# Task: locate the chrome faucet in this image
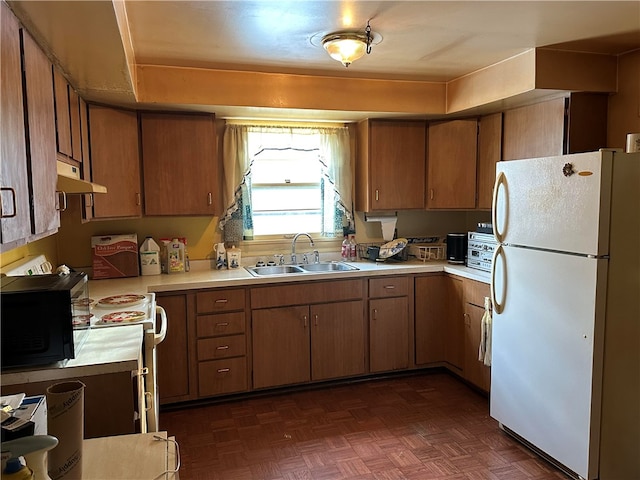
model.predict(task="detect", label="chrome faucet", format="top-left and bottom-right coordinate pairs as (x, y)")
top-left (291, 233), bottom-right (314, 264)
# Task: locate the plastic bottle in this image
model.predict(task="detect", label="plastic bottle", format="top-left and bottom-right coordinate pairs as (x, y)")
top-left (140, 236), bottom-right (161, 275)
top-left (349, 235), bottom-right (357, 262)
top-left (341, 236), bottom-right (349, 260)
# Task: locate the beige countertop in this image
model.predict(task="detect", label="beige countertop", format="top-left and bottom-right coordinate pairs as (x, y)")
top-left (87, 260), bottom-right (490, 299)
top-left (1, 325), bottom-right (143, 386)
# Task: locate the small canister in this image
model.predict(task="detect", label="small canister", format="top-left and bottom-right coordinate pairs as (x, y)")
top-left (446, 233), bottom-right (467, 264)
top-left (226, 246), bottom-right (241, 269)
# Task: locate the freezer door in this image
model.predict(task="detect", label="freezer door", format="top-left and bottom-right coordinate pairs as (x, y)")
top-left (490, 245), bottom-right (607, 480)
top-left (493, 151), bottom-right (612, 256)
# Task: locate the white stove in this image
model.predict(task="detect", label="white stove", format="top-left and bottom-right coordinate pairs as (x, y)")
top-left (90, 292), bottom-right (166, 433)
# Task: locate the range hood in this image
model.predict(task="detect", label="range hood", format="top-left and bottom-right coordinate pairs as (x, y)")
top-left (57, 161), bottom-right (107, 194)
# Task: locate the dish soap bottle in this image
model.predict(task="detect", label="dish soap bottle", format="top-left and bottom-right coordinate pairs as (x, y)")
top-left (349, 234), bottom-right (357, 262)
top-left (341, 236), bottom-right (349, 261)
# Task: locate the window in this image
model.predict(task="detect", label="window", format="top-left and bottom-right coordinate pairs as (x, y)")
top-left (250, 147), bottom-right (324, 235)
top-left (220, 124), bottom-right (352, 242)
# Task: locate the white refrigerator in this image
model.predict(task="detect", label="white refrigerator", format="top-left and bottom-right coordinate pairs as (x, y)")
top-left (490, 150), bottom-right (639, 480)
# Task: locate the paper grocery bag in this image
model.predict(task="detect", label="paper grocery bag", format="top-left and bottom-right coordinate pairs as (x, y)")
top-left (46, 381), bottom-right (85, 480)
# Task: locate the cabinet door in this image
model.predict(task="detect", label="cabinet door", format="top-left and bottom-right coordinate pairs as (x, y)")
top-left (477, 113), bottom-right (502, 210)
top-left (369, 297), bottom-right (409, 373)
top-left (360, 120), bottom-right (426, 211)
top-left (52, 68), bottom-right (72, 158)
top-left (502, 97), bottom-right (566, 161)
top-left (415, 275), bottom-right (446, 365)
top-left (79, 98), bottom-right (93, 221)
top-left (156, 295), bottom-right (192, 404)
top-left (444, 275), bottom-right (464, 371)
top-left (22, 29), bottom-right (59, 237)
top-left (141, 113), bottom-right (217, 215)
top-left (464, 303), bottom-right (491, 392)
top-left (68, 87), bottom-right (82, 162)
top-left (88, 105), bottom-right (142, 218)
top-left (252, 305), bottom-right (310, 389)
top-left (427, 119), bottom-right (478, 209)
top-left (311, 300), bottom-right (365, 381)
top-left (1, 4), bottom-right (30, 245)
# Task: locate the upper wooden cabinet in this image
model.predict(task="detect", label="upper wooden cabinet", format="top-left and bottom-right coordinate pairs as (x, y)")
top-left (356, 119), bottom-right (426, 211)
top-left (88, 104), bottom-right (142, 218)
top-left (502, 93), bottom-right (608, 161)
top-left (141, 112), bottom-right (217, 216)
top-left (53, 67), bottom-right (83, 164)
top-left (1, 4), bottom-right (58, 248)
top-left (21, 28), bottom-right (59, 237)
top-left (1, 3), bottom-right (30, 245)
top-left (476, 113), bottom-right (502, 210)
top-left (426, 119), bottom-right (478, 209)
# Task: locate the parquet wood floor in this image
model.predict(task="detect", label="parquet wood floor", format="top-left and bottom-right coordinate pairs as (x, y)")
top-left (159, 372), bottom-right (568, 479)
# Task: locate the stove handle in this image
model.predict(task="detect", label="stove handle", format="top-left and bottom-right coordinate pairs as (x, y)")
top-left (154, 306), bottom-right (168, 345)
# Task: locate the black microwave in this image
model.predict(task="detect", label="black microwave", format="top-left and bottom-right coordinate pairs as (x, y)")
top-left (1, 272), bottom-right (90, 370)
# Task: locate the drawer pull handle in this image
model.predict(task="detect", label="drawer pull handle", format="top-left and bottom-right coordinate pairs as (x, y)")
top-left (215, 299), bottom-right (229, 303)
top-left (216, 345), bottom-right (230, 350)
top-left (216, 322), bottom-right (229, 327)
top-left (0, 187), bottom-right (17, 218)
top-left (384, 285), bottom-right (396, 289)
top-left (217, 368), bottom-right (230, 373)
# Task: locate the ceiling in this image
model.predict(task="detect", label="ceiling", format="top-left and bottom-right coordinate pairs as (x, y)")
top-left (8, 1), bottom-right (640, 120)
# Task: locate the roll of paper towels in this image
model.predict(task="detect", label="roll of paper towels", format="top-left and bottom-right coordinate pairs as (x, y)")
top-left (365, 215), bottom-right (397, 241)
top-left (626, 133), bottom-right (640, 153)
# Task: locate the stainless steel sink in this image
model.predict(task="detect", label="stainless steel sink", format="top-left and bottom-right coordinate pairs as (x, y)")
top-left (245, 261), bottom-right (358, 277)
top-left (245, 265), bottom-right (305, 276)
top-left (300, 262), bottom-right (359, 272)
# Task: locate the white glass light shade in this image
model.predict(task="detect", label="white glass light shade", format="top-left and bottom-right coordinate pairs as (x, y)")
top-left (322, 34), bottom-right (368, 67)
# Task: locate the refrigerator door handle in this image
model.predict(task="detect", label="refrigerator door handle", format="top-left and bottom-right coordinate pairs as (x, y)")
top-left (492, 171), bottom-right (507, 244)
top-left (491, 244), bottom-right (505, 314)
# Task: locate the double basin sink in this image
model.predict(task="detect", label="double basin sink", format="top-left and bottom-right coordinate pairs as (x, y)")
top-left (245, 261), bottom-right (358, 277)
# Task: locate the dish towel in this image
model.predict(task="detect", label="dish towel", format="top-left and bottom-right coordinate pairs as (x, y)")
top-left (478, 296), bottom-right (492, 366)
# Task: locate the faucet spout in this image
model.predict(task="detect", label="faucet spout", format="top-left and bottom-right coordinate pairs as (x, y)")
top-left (291, 233), bottom-right (314, 264)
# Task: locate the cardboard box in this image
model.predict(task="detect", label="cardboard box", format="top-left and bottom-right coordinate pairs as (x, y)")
top-left (91, 234), bottom-right (139, 279)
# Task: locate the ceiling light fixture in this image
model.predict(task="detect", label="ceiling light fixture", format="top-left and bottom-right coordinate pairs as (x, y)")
top-left (321, 21), bottom-right (378, 67)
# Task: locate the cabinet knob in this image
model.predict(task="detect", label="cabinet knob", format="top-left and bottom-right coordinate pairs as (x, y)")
top-left (383, 285), bottom-right (395, 289)
top-left (375, 189), bottom-right (379, 201)
top-left (217, 368), bottom-right (230, 374)
top-left (216, 345), bottom-right (230, 350)
top-left (372, 308), bottom-right (377, 320)
top-left (314, 314), bottom-right (319, 326)
top-left (215, 299), bottom-right (229, 304)
top-left (303, 315), bottom-right (308, 328)
top-left (216, 322), bottom-right (229, 328)
top-left (207, 192), bottom-right (213, 205)
top-left (430, 189), bottom-right (434, 200)
top-left (136, 193), bottom-right (141, 206)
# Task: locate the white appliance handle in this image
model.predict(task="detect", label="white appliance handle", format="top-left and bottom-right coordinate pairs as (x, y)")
top-left (490, 244), bottom-right (505, 314)
top-left (154, 306), bottom-right (167, 345)
top-left (492, 171), bottom-right (506, 244)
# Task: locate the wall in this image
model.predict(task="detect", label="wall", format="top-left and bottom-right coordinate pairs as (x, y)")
top-left (607, 49), bottom-right (640, 148)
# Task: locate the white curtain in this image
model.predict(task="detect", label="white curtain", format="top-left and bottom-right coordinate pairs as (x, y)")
top-left (220, 124), bottom-right (353, 238)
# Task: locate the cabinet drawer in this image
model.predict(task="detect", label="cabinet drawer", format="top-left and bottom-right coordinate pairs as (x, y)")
top-left (369, 277), bottom-right (409, 298)
top-left (198, 357), bottom-right (247, 397)
top-left (197, 335), bottom-right (246, 361)
top-left (465, 278), bottom-right (490, 307)
top-left (196, 289), bottom-right (245, 313)
top-left (197, 312), bottom-right (245, 337)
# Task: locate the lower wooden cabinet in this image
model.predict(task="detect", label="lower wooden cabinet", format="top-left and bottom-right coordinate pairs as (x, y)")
top-left (415, 274), bottom-right (446, 365)
top-left (311, 300), bottom-right (365, 381)
top-left (463, 279), bottom-right (492, 392)
top-left (195, 288), bottom-right (248, 397)
top-left (444, 275), bottom-right (464, 371)
top-left (252, 300), bottom-right (366, 389)
top-left (369, 277), bottom-right (410, 373)
top-left (252, 305), bottom-right (311, 389)
top-left (156, 294), bottom-right (192, 404)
